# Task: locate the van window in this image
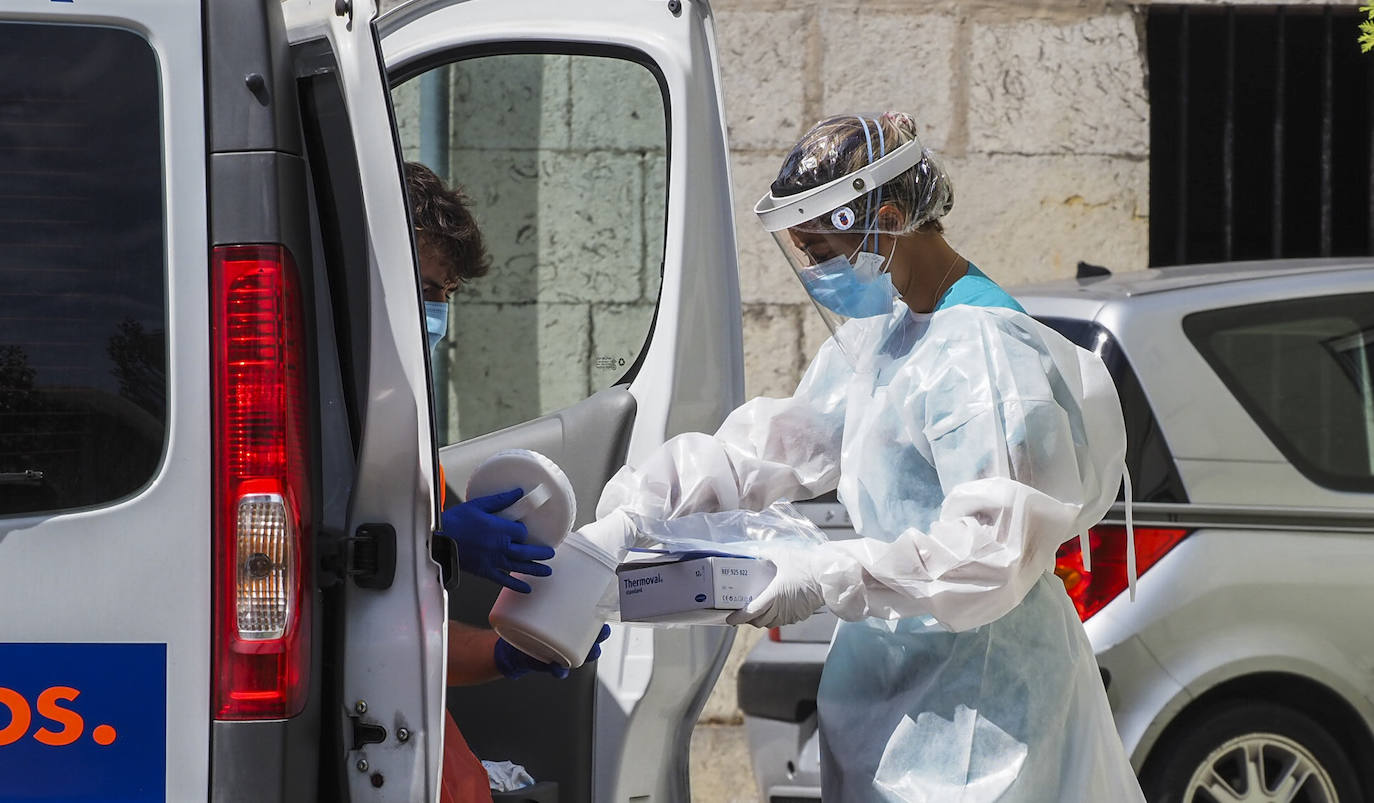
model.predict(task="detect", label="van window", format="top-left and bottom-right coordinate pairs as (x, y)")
top-left (0, 23), bottom-right (165, 516)
top-left (1185, 294), bottom-right (1374, 492)
top-left (393, 52), bottom-right (667, 445)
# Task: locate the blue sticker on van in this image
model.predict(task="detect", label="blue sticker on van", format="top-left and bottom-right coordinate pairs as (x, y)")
top-left (0, 643), bottom-right (166, 801)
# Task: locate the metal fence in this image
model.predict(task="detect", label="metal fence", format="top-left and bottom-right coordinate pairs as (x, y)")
top-left (1149, 5), bottom-right (1374, 266)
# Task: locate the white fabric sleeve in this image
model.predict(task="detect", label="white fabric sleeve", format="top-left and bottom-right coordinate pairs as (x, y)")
top-left (804, 316), bottom-right (1126, 631)
top-left (594, 339), bottom-right (850, 524)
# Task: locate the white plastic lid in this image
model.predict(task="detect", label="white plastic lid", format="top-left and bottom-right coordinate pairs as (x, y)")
top-left (466, 449), bottom-right (577, 548)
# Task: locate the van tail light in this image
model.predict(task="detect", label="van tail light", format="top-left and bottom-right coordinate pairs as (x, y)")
top-left (1054, 525), bottom-right (1190, 622)
top-left (212, 245), bottom-right (312, 720)
top-left (768, 627), bottom-right (781, 642)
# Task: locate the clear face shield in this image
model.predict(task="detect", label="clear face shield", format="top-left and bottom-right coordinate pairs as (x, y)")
top-left (755, 137), bottom-right (928, 364)
top-left (768, 227), bottom-right (900, 359)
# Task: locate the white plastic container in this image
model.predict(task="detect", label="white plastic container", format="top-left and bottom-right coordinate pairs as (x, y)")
top-left (488, 532), bottom-right (618, 668)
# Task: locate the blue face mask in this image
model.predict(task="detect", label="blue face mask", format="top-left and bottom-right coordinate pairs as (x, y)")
top-left (799, 250), bottom-right (898, 319)
top-left (424, 301), bottom-right (449, 354)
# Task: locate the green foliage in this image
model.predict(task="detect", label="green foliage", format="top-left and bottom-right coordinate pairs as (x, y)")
top-left (1362, 5), bottom-right (1374, 53)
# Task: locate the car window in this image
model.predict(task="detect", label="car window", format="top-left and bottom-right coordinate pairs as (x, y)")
top-left (1185, 294), bottom-right (1374, 492)
top-left (1039, 317), bottom-right (1188, 503)
top-left (0, 23), bottom-right (165, 516)
top-left (392, 51), bottom-right (667, 445)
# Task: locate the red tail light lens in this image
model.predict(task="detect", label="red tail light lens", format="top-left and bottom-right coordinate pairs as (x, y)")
top-left (768, 627), bottom-right (781, 643)
top-left (212, 245), bottom-right (311, 720)
top-left (1055, 525), bottom-right (1190, 621)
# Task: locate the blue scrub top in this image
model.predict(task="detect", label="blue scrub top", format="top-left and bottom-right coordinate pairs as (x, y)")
top-left (935, 263), bottom-right (1025, 313)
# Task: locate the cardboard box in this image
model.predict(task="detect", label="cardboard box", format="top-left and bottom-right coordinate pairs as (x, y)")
top-left (617, 552), bottom-right (776, 625)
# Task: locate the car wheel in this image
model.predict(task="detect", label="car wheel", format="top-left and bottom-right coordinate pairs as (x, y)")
top-left (1141, 700), bottom-right (1361, 803)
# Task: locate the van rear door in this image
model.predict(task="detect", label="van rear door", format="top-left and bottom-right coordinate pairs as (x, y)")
top-left (0, 2), bottom-right (209, 800)
top-left (282, 0), bottom-right (449, 800)
top-left (379, 1), bottom-right (744, 799)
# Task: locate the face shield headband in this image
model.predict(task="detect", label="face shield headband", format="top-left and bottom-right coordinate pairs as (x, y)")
top-left (753, 136), bottom-right (926, 236)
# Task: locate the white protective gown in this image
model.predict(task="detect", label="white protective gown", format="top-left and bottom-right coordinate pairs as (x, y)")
top-left (592, 290), bottom-right (1144, 801)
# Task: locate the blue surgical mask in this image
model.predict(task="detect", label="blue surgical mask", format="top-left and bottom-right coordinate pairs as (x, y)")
top-left (424, 301), bottom-right (449, 353)
top-left (799, 250), bottom-right (898, 319)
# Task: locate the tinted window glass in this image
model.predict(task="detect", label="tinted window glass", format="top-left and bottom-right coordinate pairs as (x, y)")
top-left (0, 24), bottom-right (165, 516)
top-left (1184, 294), bottom-right (1374, 492)
top-left (1039, 317), bottom-right (1188, 503)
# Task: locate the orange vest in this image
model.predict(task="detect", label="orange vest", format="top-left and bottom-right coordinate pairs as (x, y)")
top-left (441, 709), bottom-right (494, 803)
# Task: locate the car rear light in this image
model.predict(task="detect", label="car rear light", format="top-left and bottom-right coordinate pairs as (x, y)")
top-left (1055, 525), bottom-right (1190, 621)
top-left (768, 627), bottom-right (781, 643)
top-left (235, 492), bottom-right (295, 640)
top-left (212, 245), bottom-right (311, 720)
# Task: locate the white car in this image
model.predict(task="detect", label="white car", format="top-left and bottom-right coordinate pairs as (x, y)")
top-left (0, 0), bottom-right (746, 800)
top-left (741, 260), bottom-right (1374, 803)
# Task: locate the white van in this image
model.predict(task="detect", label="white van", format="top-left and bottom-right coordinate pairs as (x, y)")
top-left (0, 0), bottom-right (743, 800)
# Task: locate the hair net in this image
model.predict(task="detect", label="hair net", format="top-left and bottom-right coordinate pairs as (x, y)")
top-left (766, 112), bottom-right (954, 235)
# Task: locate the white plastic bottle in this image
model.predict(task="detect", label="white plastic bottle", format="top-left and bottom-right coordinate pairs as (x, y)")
top-left (467, 449), bottom-right (615, 668)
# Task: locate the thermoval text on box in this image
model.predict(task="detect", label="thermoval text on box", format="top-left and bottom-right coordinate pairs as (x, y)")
top-left (617, 552), bottom-right (777, 625)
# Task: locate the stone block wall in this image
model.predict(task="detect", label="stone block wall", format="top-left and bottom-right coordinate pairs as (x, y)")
top-left (715, 0), bottom-right (1153, 399)
top-left (716, 0), bottom-right (1357, 405)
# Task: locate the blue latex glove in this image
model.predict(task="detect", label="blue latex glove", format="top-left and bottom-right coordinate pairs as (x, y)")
top-left (494, 624), bottom-right (612, 680)
top-left (440, 488), bottom-right (555, 593)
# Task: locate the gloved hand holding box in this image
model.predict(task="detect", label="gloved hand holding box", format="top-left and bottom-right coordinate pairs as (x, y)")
top-left (617, 551), bottom-right (777, 624)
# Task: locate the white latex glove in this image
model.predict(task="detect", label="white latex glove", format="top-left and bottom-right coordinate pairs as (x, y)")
top-left (726, 543), bottom-right (825, 628)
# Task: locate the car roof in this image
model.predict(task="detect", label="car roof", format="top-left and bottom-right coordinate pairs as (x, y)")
top-left (1012, 257), bottom-right (1374, 301)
